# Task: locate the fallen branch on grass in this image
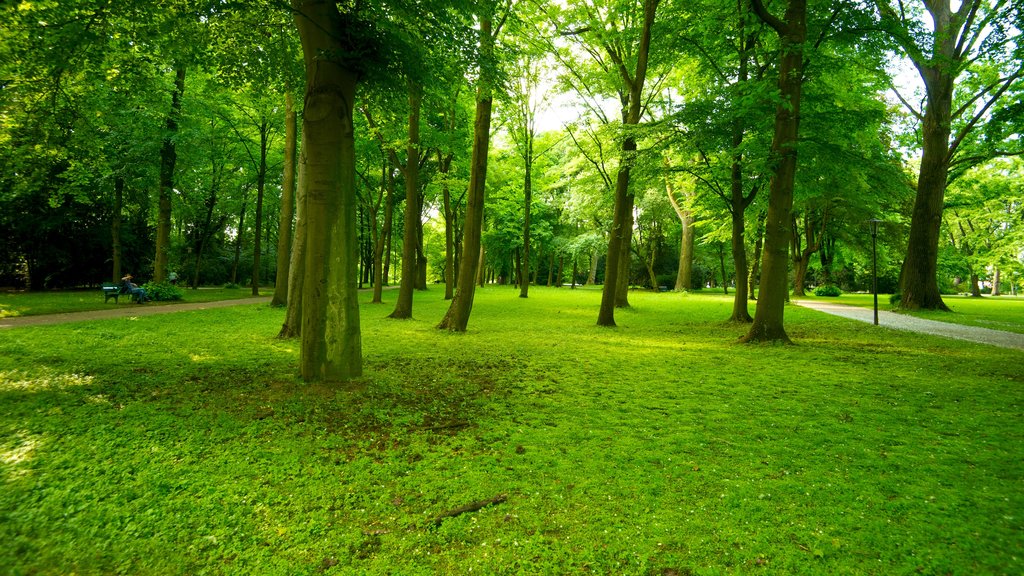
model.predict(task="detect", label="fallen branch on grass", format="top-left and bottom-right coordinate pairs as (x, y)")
top-left (429, 494), bottom-right (508, 527)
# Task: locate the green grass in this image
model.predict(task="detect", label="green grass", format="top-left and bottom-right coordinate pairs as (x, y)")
top-left (798, 292), bottom-right (1024, 335)
top-left (0, 286), bottom-right (263, 318)
top-left (2, 287), bottom-right (1022, 575)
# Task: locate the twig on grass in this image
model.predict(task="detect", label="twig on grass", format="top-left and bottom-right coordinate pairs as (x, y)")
top-left (428, 494), bottom-right (508, 527)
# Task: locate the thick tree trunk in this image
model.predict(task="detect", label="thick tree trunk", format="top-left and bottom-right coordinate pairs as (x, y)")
top-left (293, 0), bottom-right (362, 381)
top-left (155, 67), bottom-right (186, 283)
top-left (111, 176), bottom-right (123, 283)
top-left (898, 3), bottom-right (957, 312)
top-left (272, 91), bottom-right (297, 307)
top-left (742, 0), bottom-right (806, 344)
top-left (991, 268), bottom-right (1001, 296)
top-left (251, 119), bottom-right (268, 296)
top-left (440, 14), bottom-right (494, 332)
top-left (390, 83), bottom-right (422, 319)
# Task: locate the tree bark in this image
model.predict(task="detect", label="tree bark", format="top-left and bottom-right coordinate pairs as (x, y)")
top-left (155, 66), bottom-right (186, 284)
top-left (251, 118), bottom-right (269, 296)
top-left (293, 0), bottom-right (362, 381)
top-left (272, 91), bottom-right (297, 307)
top-left (895, 1), bottom-right (967, 312)
top-left (440, 152), bottom-right (456, 300)
top-left (390, 82), bottom-right (423, 318)
top-left (439, 14), bottom-right (494, 332)
top-left (279, 153), bottom-right (307, 338)
top-left (597, 0), bottom-right (658, 326)
top-left (519, 135), bottom-right (534, 298)
top-left (742, 0), bottom-right (806, 344)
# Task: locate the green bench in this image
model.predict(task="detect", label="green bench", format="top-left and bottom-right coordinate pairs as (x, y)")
top-left (102, 283), bottom-right (124, 303)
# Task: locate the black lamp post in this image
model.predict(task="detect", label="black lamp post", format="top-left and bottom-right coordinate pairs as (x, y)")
top-left (868, 219), bottom-right (882, 325)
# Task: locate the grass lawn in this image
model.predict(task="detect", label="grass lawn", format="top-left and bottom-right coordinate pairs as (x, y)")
top-left (0, 286), bottom-right (266, 318)
top-left (798, 292), bottom-right (1024, 335)
top-left (1, 287), bottom-right (1021, 575)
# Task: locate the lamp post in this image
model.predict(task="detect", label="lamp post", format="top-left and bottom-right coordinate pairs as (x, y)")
top-left (868, 219), bottom-right (882, 325)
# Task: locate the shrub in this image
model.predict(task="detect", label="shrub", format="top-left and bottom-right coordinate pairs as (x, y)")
top-left (223, 282), bottom-right (241, 290)
top-left (141, 281), bottom-right (184, 302)
top-left (814, 285), bottom-right (842, 297)
top-left (889, 292), bottom-right (902, 305)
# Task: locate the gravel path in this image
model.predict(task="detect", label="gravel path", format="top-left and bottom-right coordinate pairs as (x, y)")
top-left (793, 299), bottom-right (1024, 351)
top-left (0, 296), bottom-right (272, 329)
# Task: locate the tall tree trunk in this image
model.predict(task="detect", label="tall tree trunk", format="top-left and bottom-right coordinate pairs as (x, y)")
top-left (155, 66), bottom-right (186, 283)
top-left (390, 82), bottom-right (422, 319)
top-left (665, 166), bottom-right (694, 292)
top-left (615, 204), bottom-right (634, 306)
top-left (439, 14), bottom-right (494, 332)
top-left (897, 1), bottom-right (959, 311)
top-left (440, 152), bottom-right (456, 300)
top-left (293, 0), bottom-right (362, 381)
top-left (587, 247), bottom-right (600, 286)
top-left (598, 0), bottom-right (658, 326)
top-left (991, 268), bottom-right (1001, 296)
top-left (111, 176), bottom-right (123, 282)
top-left (749, 211), bottom-right (765, 300)
top-left (718, 242), bottom-right (729, 295)
top-left (742, 0), bottom-right (806, 344)
top-left (279, 154), bottom-right (308, 338)
top-left (726, 4), bottom-right (758, 321)
top-left (372, 163), bottom-right (394, 304)
top-left (251, 118), bottom-right (268, 296)
top-left (192, 155), bottom-right (223, 290)
top-left (520, 140), bottom-right (533, 298)
top-left (272, 92), bottom-right (297, 307)
top-left (231, 190), bottom-right (248, 284)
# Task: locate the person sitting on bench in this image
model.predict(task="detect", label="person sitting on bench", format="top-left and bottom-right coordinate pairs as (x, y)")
top-left (120, 274), bottom-right (148, 303)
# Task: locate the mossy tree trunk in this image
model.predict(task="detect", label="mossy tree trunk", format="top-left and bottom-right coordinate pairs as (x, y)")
top-left (292, 0), bottom-right (362, 381)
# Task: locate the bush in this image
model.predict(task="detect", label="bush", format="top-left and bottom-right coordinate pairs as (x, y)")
top-left (141, 281), bottom-right (184, 302)
top-left (813, 285), bottom-right (842, 297)
top-left (889, 292), bottom-right (902, 306)
top-left (223, 282), bottom-right (241, 290)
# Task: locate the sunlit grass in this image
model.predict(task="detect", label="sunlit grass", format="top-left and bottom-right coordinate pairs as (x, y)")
top-left (800, 291), bottom-right (1024, 334)
top-left (0, 287), bottom-right (1021, 574)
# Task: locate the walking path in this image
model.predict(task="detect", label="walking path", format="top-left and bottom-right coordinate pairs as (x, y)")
top-left (0, 296), bottom-right (272, 330)
top-left (793, 299), bottom-right (1024, 351)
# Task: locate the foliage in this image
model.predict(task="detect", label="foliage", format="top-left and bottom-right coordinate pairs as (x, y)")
top-left (1, 289), bottom-right (1022, 574)
top-left (140, 281), bottom-right (184, 302)
top-left (813, 284), bottom-right (842, 297)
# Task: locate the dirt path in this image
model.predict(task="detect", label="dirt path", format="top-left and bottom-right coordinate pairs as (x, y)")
top-left (793, 299), bottom-right (1024, 351)
top-left (0, 297), bottom-right (272, 329)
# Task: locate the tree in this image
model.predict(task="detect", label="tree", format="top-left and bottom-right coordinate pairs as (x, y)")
top-left (741, 0), bottom-right (807, 344)
top-left (291, 0), bottom-right (363, 381)
top-left (272, 91), bottom-right (298, 307)
top-left (873, 0), bottom-right (1024, 310)
top-left (439, 5), bottom-right (501, 332)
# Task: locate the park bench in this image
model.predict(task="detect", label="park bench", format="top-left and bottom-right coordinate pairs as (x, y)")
top-left (102, 282), bottom-right (124, 303)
